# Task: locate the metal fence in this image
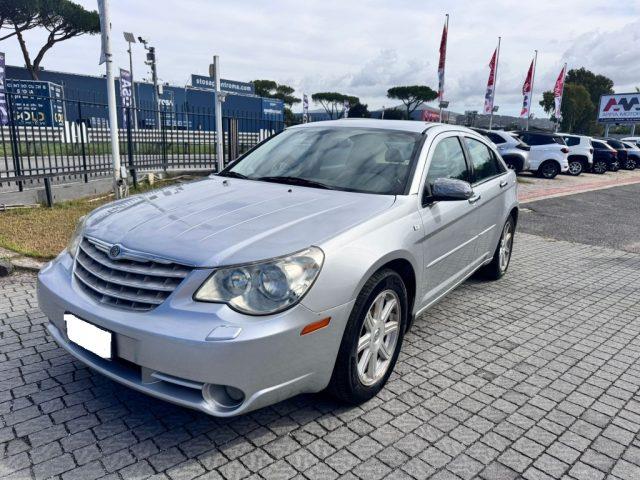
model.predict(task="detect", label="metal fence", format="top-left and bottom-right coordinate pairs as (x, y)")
top-left (0, 90), bottom-right (284, 195)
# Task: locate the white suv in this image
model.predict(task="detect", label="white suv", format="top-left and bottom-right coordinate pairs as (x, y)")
top-left (559, 133), bottom-right (594, 176)
top-left (473, 128), bottom-right (530, 173)
top-left (513, 131), bottom-right (570, 179)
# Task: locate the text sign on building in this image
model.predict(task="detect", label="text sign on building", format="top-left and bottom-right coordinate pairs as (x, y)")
top-left (598, 93), bottom-right (640, 124)
top-left (190, 74), bottom-right (255, 95)
top-left (7, 79), bottom-right (65, 127)
top-left (262, 98), bottom-right (284, 119)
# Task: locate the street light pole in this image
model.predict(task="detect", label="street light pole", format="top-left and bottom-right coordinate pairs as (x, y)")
top-left (123, 32), bottom-right (138, 128)
top-left (213, 55), bottom-right (225, 173)
top-left (97, 0), bottom-right (122, 199)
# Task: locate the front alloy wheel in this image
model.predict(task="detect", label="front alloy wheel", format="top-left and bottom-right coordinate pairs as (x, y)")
top-left (328, 269), bottom-right (407, 404)
top-left (356, 290), bottom-right (400, 386)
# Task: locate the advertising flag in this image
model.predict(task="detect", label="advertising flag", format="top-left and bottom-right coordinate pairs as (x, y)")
top-left (484, 48), bottom-right (497, 115)
top-left (302, 93), bottom-right (309, 123)
top-left (437, 18), bottom-right (448, 101)
top-left (119, 68), bottom-right (132, 126)
top-left (520, 59), bottom-right (534, 119)
top-left (343, 99), bottom-right (350, 118)
top-left (554, 64), bottom-right (566, 117)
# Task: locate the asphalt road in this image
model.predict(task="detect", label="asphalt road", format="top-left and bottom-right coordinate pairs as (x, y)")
top-left (519, 183), bottom-right (640, 253)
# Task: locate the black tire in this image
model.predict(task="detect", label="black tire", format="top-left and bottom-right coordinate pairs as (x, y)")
top-left (609, 161), bottom-right (620, 172)
top-left (478, 216), bottom-right (515, 281)
top-left (623, 158), bottom-right (636, 170)
top-left (328, 269), bottom-right (407, 404)
top-left (592, 160), bottom-right (607, 174)
top-left (567, 159), bottom-right (583, 176)
top-left (537, 160), bottom-right (560, 179)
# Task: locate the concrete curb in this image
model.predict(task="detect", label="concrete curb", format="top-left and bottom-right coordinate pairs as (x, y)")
top-left (0, 246), bottom-right (45, 274)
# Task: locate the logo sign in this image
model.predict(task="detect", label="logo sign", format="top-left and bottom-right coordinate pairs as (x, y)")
top-left (190, 74), bottom-right (255, 95)
top-left (109, 245), bottom-right (121, 259)
top-left (598, 93), bottom-right (640, 124)
top-left (119, 68), bottom-right (132, 126)
top-left (302, 94), bottom-right (309, 123)
top-left (0, 52), bottom-right (7, 126)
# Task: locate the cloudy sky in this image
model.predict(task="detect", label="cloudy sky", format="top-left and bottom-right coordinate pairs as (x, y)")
top-left (2, 0), bottom-right (640, 118)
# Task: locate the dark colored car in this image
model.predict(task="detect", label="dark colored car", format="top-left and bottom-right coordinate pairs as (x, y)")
top-left (622, 141), bottom-right (640, 166)
top-left (601, 138), bottom-right (636, 170)
top-left (591, 139), bottom-right (619, 173)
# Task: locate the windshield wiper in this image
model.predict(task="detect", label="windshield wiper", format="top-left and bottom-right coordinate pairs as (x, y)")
top-left (256, 176), bottom-right (334, 190)
top-left (218, 171), bottom-right (248, 179)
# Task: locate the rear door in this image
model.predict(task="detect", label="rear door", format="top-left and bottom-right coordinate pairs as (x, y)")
top-left (462, 136), bottom-right (510, 259)
top-left (417, 133), bottom-right (482, 306)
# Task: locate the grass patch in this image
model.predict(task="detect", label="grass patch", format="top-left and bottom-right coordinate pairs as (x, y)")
top-left (0, 174), bottom-right (200, 260)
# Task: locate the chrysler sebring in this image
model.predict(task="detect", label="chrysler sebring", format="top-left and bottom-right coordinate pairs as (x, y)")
top-left (38, 119), bottom-right (518, 416)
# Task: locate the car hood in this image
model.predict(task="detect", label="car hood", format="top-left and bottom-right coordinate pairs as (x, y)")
top-left (83, 176), bottom-right (396, 267)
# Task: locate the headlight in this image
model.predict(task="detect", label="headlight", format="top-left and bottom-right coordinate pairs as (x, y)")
top-left (194, 247), bottom-right (324, 315)
top-left (66, 215), bottom-right (87, 258)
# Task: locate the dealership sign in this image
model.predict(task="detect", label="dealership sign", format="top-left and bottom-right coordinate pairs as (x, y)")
top-left (7, 79), bottom-right (65, 127)
top-left (598, 93), bottom-right (640, 123)
top-left (262, 98), bottom-right (284, 119)
top-left (119, 68), bottom-right (132, 126)
top-left (190, 74), bottom-right (255, 95)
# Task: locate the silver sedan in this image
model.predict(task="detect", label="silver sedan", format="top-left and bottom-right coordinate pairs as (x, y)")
top-left (38, 119), bottom-right (518, 417)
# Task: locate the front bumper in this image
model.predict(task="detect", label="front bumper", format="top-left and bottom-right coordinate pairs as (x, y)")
top-left (37, 253), bottom-right (353, 416)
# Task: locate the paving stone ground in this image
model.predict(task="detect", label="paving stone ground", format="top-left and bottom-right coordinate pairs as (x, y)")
top-left (2, 233), bottom-right (640, 480)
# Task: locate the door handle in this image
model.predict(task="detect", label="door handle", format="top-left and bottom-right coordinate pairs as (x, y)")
top-left (468, 195), bottom-right (481, 204)
top-left (499, 179), bottom-right (508, 188)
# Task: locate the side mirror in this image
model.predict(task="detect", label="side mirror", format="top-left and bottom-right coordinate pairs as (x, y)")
top-left (429, 178), bottom-right (474, 201)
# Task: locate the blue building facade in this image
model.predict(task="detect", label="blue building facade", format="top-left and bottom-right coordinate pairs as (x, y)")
top-left (5, 66), bottom-right (283, 130)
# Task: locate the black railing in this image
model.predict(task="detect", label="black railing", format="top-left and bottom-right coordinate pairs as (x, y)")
top-left (0, 90), bottom-right (284, 195)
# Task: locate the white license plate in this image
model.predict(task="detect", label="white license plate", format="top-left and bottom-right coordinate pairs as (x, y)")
top-left (64, 314), bottom-right (112, 359)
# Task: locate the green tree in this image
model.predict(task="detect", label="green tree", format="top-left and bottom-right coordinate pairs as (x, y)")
top-left (540, 84), bottom-right (594, 134)
top-left (387, 85), bottom-right (438, 119)
top-left (2, 0), bottom-right (100, 80)
top-left (348, 102), bottom-right (370, 118)
top-left (311, 92), bottom-right (359, 119)
top-left (565, 67), bottom-right (614, 106)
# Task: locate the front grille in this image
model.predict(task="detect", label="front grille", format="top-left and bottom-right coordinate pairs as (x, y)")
top-left (74, 237), bottom-right (192, 311)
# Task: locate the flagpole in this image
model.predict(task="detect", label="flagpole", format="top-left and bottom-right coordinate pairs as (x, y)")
top-left (489, 36), bottom-right (501, 131)
top-left (555, 62), bottom-right (567, 132)
top-left (526, 50), bottom-right (538, 131)
top-left (438, 13), bottom-right (449, 123)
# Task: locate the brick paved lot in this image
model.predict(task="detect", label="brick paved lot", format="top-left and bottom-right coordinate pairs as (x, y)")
top-left (2, 233), bottom-right (640, 480)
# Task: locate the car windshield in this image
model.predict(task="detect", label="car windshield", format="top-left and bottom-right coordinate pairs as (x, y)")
top-left (222, 127), bottom-right (423, 195)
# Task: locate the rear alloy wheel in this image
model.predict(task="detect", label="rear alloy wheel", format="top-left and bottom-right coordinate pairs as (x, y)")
top-left (592, 160), bottom-right (607, 174)
top-left (623, 158), bottom-right (637, 170)
top-left (538, 161), bottom-right (560, 179)
top-left (329, 269), bottom-right (407, 404)
top-left (567, 160), bottom-right (583, 176)
top-left (478, 216), bottom-right (515, 280)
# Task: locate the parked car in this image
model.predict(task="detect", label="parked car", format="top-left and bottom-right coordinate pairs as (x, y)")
top-left (38, 119), bottom-right (519, 417)
top-left (601, 138), bottom-right (635, 170)
top-left (591, 139), bottom-right (619, 173)
top-left (558, 133), bottom-right (593, 176)
top-left (622, 141), bottom-right (640, 165)
top-left (472, 128), bottom-right (530, 173)
top-left (512, 131), bottom-right (569, 179)
top-left (621, 137), bottom-right (640, 148)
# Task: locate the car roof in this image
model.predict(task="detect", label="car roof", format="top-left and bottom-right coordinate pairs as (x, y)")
top-left (289, 118), bottom-right (474, 135)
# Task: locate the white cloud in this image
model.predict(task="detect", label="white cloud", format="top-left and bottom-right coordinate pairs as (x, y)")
top-left (1, 0), bottom-right (639, 117)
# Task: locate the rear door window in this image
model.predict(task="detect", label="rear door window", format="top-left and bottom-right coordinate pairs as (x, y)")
top-left (464, 137), bottom-right (505, 184)
top-left (563, 136), bottom-right (579, 147)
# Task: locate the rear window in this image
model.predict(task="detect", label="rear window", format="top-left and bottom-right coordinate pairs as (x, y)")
top-left (563, 136), bottom-right (579, 147)
top-left (607, 139), bottom-right (624, 149)
top-left (592, 140), bottom-right (606, 149)
top-left (485, 132), bottom-right (506, 145)
top-left (520, 133), bottom-right (557, 146)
